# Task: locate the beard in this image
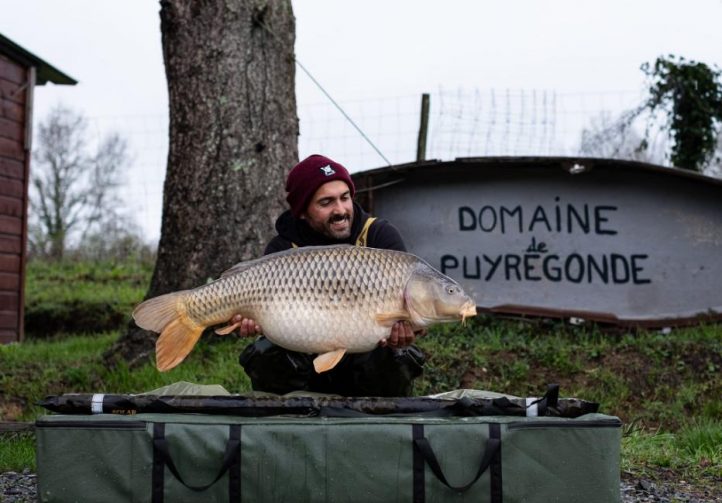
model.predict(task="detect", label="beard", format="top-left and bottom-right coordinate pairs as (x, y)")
top-left (321, 212), bottom-right (353, 240)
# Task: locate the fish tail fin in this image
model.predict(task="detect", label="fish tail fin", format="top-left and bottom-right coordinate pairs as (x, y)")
top-left (133, 291), bottom-right (187, 333)
top-left (132, 291), bottom-right (204, 372)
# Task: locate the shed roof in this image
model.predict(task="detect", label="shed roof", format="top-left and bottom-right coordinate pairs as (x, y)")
top-left (0, 32), bottom-right (77, 85)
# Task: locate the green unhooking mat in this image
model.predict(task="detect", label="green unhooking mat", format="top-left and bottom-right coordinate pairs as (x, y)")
top-left (35, 406), bottom-right (621, 502)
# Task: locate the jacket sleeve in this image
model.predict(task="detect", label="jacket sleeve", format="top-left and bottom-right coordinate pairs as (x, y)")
top-left (367, 219), bottom-right (407, 252)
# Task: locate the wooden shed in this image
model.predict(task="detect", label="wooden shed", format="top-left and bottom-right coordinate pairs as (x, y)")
top-left (0, 33), bottom-right (76, 344)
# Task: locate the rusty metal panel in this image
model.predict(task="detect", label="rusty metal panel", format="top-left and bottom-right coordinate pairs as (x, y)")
top-left (354, 158), bottom-right (722, 326)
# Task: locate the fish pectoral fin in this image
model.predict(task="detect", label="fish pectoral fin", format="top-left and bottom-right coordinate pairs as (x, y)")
top-left (374, 311), bottom-right (411, 327)
top-left (214, 322), bottom-right (241, 335)
top-left (313, 349), bottom-right (347, 373)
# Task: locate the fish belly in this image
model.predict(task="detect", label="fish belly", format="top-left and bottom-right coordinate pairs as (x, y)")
top-left (255, 300), bottom-right (399, 354)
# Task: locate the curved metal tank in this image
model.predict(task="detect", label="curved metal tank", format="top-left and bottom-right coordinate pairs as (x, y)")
top-left (352, 157), bottom-right (722, 326)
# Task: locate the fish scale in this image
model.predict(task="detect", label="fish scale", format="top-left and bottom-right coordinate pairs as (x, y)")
top-left (186, 246), bottom-right (407, 351)
top-left (133, 245), bottom-right (476, 372)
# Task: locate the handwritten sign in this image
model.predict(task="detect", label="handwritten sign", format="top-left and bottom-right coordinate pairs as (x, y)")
top-left (442, 203), bottom-right (650, 285)
top-left (354, 158), bottom-right (722, 326)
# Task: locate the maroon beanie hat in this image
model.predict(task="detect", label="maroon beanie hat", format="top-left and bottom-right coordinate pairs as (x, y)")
top-left (285, 155), bottom-right (355, 218)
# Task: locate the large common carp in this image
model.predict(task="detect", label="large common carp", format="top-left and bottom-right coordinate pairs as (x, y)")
top-left (133, 245), bottom-right (477, 373)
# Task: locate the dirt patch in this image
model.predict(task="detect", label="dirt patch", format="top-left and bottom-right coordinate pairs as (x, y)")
top-left (0, 399), bottom-right (27, 422)
top-left (459, 366), bottom-right (490, 389)
top-left (24, 301), bottom-right (127, 338)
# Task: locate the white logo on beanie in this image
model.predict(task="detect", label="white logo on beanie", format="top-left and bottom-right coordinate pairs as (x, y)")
top-left (320, 165), bottom-right (336, 176)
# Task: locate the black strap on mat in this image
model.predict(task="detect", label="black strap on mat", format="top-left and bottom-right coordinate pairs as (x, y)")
top-left (152, 422), bottom-right (241, 502)
top-left (412, 423), bottom-right (502, 502)
top-left (489, 423), bottom-right (502, 503)
top-left (412, 425), bottom-right (426, 503)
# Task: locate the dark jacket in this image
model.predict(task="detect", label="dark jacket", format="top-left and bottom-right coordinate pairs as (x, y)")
top-left (240, 201), bottom-right (424, 396)
top-left (264, 202), bottom-right (406, 254)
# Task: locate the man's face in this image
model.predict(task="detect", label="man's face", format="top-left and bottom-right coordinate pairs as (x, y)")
top-left (302, 180), bottom-right (354, 240)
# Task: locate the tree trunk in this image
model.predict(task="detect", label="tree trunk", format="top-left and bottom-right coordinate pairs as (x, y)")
top-left (106, 0), bottom-right (298, 367)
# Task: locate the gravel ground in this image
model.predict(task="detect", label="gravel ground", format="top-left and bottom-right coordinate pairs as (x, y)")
top-left (620, 476), bottom-right (721, 502)
top-left (1, 470), bottom-right (36, 503)
top-left (1, 470), bottom-right (720, 502)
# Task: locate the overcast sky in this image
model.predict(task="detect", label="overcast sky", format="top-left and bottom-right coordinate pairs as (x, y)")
top-left (2, 0), bottom-right (721, 240)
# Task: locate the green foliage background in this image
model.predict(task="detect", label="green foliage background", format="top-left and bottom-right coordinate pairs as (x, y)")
top-left (642, 55), bottom-right (722, 171)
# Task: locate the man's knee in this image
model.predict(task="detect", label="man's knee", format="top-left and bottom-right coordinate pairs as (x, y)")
top-left (339, 345), bottom-right (426, 397)
top-left (239, 337), bottom-right (314, 394)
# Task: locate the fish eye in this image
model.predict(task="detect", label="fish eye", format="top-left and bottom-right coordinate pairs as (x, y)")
top-left (447, 286), bottom-right (456, 294)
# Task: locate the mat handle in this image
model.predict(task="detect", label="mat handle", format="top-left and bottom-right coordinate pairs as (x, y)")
top-left (152, 423), bottom-right (240, 493)
top-left (413, 424), bottom-right (500, 493)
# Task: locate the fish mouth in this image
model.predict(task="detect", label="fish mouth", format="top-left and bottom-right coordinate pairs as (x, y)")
top-left (460, 301), bottom-right (477, 324)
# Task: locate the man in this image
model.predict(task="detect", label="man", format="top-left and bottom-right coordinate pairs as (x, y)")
top-left (235, 154), bottom-right (426, 396)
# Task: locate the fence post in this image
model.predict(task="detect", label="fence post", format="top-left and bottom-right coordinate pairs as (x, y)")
top-left (416, 93), bottom-right (430, 161)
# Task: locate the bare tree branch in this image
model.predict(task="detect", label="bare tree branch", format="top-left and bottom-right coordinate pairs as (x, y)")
top-left (29, 105), bottom-right (132, 259)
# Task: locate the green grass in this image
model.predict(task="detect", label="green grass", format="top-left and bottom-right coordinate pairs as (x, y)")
top-left (23, 259), bottom-right (152, 336)
top-left (0, 332), bottom-right (252, 423)
top-left (622, 419), bottom-right (722, 479)
top-left (676, 418), bottom-right (722, 462)
top-left (0, 432), bottom-right (35, 472)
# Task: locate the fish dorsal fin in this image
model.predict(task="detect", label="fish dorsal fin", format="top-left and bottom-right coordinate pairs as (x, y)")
top-left (220, 245), bottom-right (359, 278)
top-left (313, 349), bottom-right (347, 373)
top-left (220, 255), bottom-right (270, 278)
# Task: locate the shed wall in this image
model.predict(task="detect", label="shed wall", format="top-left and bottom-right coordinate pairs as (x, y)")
top-left (0, 52), bottom-right (30, 343)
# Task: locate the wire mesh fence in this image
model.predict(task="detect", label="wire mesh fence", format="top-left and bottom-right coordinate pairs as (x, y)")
top-left (298, 87), bottom-right (650, 168)
top-left (68, 87), bottom-right (719, 241)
